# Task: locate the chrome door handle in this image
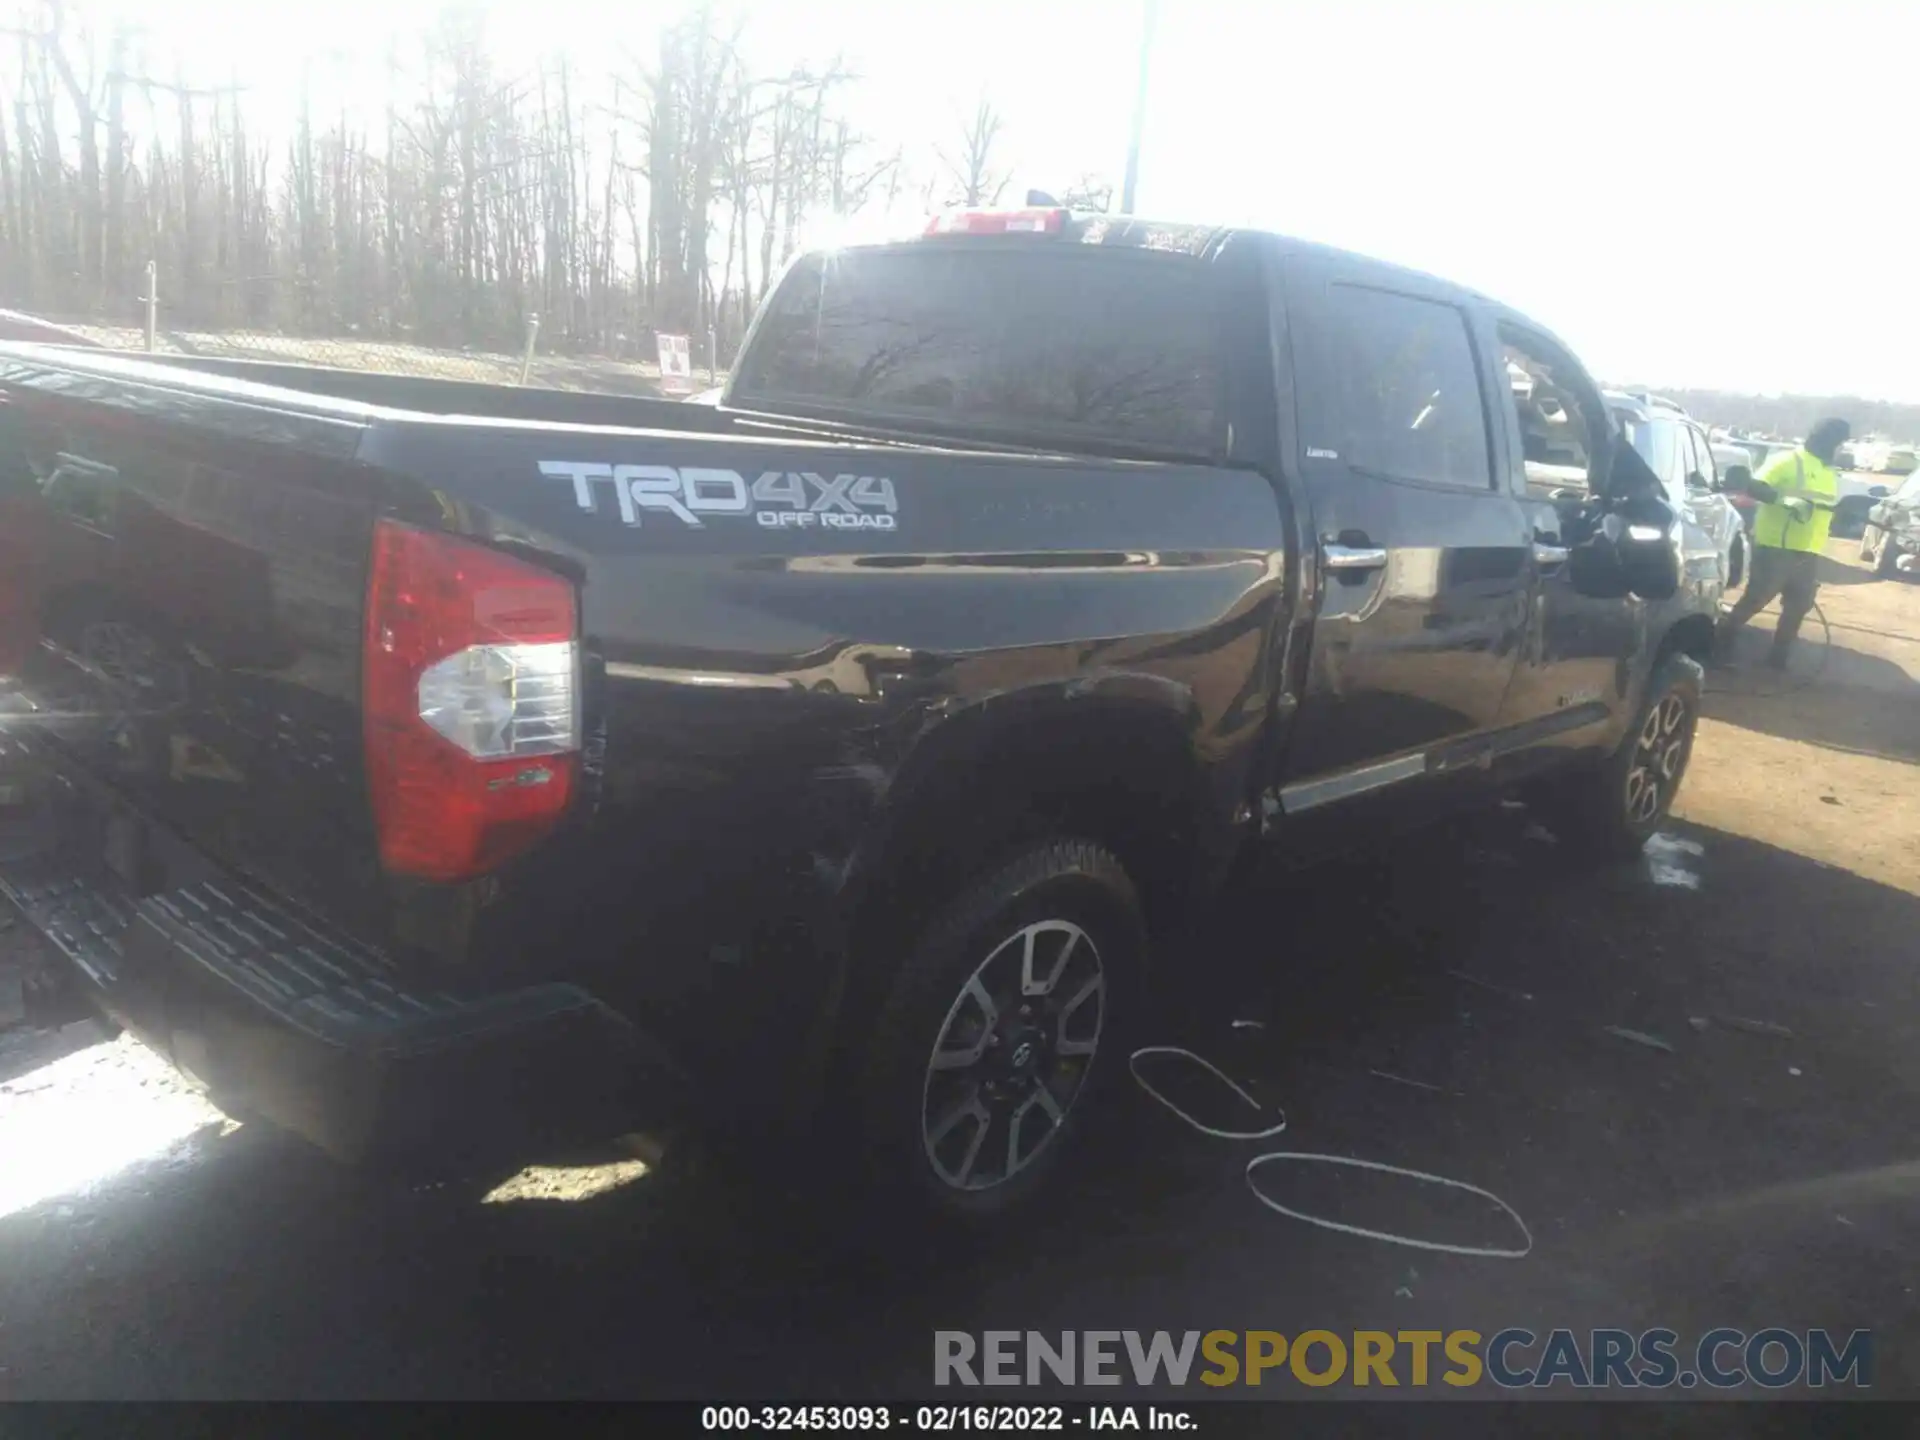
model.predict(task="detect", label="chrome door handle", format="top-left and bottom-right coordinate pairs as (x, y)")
top-left (1532, 541), bottom-right (1570, 568)
top-left (1324, 544), bottom-right (1389, 571)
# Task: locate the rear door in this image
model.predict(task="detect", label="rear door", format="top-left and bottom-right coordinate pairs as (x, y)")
top-left (1274, 253), bottom-right (1531, 813)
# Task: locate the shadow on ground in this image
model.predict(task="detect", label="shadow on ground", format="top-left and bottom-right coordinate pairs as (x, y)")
top-left (1704, 618), bottom-right (1920, 763)
top-left (2, 804), bottom-right (1917, 1400)
top-left (1813, 555), bottom-right (1881, 589)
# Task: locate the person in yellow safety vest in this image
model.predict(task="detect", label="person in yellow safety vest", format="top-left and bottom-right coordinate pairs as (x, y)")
top-left (1715, 417), bottom-right (1851, 670)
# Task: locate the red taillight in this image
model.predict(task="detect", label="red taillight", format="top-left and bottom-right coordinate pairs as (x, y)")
top-left (924, 207), bottom-right (1069, 236)
top-left (363, 520), bottom-right (580, 884)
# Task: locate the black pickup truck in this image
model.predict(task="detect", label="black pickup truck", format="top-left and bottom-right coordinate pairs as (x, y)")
top-left (0, 209), bottom-right (1720, 1220)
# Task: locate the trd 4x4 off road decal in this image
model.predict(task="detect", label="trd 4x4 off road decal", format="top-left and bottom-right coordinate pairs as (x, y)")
top-left (539, 461), bottom-right (899, 532)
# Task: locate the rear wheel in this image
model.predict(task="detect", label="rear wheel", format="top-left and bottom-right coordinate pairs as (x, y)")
top-left (1533, 653), bottom-right (1702, 860)
top-left (856, 838), bottom-right (1145, 1223)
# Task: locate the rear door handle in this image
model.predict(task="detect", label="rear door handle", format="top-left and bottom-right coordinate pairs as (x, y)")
top-left (1324, 544), bottom-right (1389, 571)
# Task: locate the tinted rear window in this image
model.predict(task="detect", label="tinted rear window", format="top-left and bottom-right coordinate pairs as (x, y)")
top-left (732, 246), bottom-right (1226, 459)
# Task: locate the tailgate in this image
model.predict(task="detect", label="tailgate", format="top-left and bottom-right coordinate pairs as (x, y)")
top-left (0, 368), bottom-right (393, 947)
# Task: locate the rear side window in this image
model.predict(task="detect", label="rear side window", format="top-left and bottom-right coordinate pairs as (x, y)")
top-left (733, 247), bottom-right (1226, 459)
top-left (1321, 285), bottom-right (1492, 490)
top-left (1685, 426), bottom-right (1715, 487)
top-left (1620, 414), bottom-right (1687, 495)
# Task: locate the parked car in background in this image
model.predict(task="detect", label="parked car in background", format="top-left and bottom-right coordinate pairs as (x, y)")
top-left (1606, 392), bottom-right (1749, 588)
top-left (1830, 469), bottom-right (1893, 539)
top-left (1881, 445), bottom-right (1917, 477)
top-left (1860, 469), bottom-right (1920, 578)
top-left (1710, 442), bottom-right (1761, 532)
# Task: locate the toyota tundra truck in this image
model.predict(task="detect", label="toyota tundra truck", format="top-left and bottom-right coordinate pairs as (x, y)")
top-left (0, 209), bottom-right (1719, 1220)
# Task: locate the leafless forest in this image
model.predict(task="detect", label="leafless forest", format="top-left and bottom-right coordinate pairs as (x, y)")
top-left (1639, 389), bottom-right (1920, 448)
top-left (0, 0), bottom-right (1067, 376)
top-left (1, 1), bottom-right (1912, 429)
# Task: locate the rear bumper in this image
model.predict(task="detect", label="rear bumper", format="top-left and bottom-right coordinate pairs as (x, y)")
top-left (0, 729), bottom-right (687, 1167)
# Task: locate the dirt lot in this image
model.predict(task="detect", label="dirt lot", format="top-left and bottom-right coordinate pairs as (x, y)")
top-left (1680, 545), bottom-right (1920, 891)
top-left (0, 540), bottom-right (1916, 1404)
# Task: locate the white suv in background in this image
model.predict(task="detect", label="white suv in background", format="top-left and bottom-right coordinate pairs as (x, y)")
top-left (1860, 470), bottom-right (1920, 578)
top-left (1606, 392), bottom-right (1749, 589)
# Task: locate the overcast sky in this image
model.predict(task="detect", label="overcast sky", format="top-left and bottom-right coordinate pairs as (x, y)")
top-left (92, 0), bottom-right (1920, 401)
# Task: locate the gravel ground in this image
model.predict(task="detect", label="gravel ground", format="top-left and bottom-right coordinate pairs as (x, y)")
top-left (0, 543), bottom-right (1916, 1404)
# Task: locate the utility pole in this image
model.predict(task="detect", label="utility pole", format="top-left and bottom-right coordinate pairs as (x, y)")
top-left (1120, 0), bottom-right (1158, 213)
top-left (142, 260), bottom-right (158, 352)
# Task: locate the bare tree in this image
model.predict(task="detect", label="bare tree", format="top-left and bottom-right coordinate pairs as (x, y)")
top-left (0, 0), bottom-right (892, 373)
top-left (936, 95), bottom-right (1009, 208)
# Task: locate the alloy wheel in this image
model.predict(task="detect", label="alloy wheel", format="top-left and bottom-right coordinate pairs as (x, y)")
top-left (920, 919), bottom-right (1105, 1193)
top-left (1625, 691), bottom-right (1691, 826)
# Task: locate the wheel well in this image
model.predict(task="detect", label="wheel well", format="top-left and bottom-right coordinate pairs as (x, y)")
top-left (1657, 613), bottom-right (1716, 669)
top-left (839, 703), bottom-right (1205, 1019)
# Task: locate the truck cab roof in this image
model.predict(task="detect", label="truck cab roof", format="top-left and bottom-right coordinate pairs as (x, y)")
top-left (738, 209), bottom-right (1592, 462)
top-left (898, 206), bottom-right (1572, 334)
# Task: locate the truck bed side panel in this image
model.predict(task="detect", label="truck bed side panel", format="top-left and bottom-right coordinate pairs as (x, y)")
top-left (358, 421), bottom-right (1292, 1090)
top-left (1, 347), bottom-right (1293, 1108)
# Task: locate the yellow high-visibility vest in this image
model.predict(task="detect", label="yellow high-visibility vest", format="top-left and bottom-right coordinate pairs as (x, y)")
top-left (1753, 450), bottom-right (1839, 552)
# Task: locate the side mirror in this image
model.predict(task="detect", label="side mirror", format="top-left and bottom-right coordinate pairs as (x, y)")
top-left (1567, 497), bottom-right (1681, 602)
top-left (1686, 470), bottom-right (1711, 493)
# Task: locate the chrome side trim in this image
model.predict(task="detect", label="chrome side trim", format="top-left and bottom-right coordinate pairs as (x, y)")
top-left (1277, 752), bottom-right (1428, 815)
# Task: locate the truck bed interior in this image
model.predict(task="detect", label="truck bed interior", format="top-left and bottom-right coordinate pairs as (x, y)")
top-left (51, 349), bottom-right (1062, 459)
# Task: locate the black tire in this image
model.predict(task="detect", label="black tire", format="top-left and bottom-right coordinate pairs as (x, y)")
top-left (1535, 653), bottom-right (1703, 861)
top-left (855, 838), bottom-right (1146, 1224)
